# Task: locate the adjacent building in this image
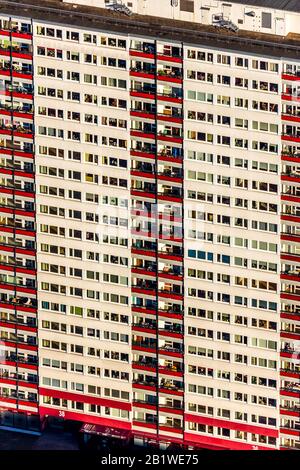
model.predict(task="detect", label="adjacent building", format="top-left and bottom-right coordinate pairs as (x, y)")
top-left (0, 0), bottom-right (299, 450)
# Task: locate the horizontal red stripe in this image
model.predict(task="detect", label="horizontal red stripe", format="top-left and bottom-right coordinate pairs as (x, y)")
top-left (0, 341), bottom-right (37, 351)
top-left (39, 388), bottom-right (131, 411)
top-left (159, 425), bottom-right (183, 434)
top-left (184, 432), bottom-right (275, 450)
top-left (185, 414), bottom-right (278, 437)
top-left (39, 406), bottom-right (131, 430)
top-left (133, 420), bottom-right (157, 429)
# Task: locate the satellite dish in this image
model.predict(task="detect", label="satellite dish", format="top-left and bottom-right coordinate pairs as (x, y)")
top-left (106, 1), bottom-right (133, 16)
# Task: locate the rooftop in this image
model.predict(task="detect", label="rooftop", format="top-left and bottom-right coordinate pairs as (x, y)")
top-left (1, 0), bottom-right (300, 59)
top-left (228, 0), bottom-right (300, 13)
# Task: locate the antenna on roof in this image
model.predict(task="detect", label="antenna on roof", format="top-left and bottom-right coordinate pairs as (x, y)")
top-left (106, 1), bottom-right (133, 16)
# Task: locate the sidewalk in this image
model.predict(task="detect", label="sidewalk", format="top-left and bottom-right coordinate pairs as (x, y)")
top-left (0, 429), bottom-right (80, 450)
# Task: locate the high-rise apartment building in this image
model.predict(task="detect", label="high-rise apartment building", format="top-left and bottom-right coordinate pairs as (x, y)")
top-left (0, 0), bottom-right (299, 451)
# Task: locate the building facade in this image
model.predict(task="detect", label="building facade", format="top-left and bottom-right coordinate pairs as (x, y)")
top-left (0, 0), bottom-right (299, 450)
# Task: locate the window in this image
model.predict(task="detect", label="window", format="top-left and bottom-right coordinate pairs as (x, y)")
top-left (180, 0), bottom-right (194, 12)
top-left (262, 12), bottom-right (272, 29)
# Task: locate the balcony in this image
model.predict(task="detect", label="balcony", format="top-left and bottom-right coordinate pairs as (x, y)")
top-left (159, 422), bottom-right (183, 433)
top-left (158, 268), bottom-right (183, 282)
top-left (282, 319), bottom-right (300, 329)
top-left (158, 167), bottom-right (183, 179)
top-left (132, 321), bottom-right (157, 334)
top-left (131, 245), bottom-right (156, 258)
top-left (0, 144), bottom-right (34, 157)
top-left (158, 305), bottom-right (183, 318)
top-left (281, 149), bottom-right (300, 163)
top-left (281, 172), bottom-right (300, 185)
top-left (158, 189), bottom-right (183, 203)
top-left (280, 347), bottom-right (300, 359)
top-left (0, 334), bottom-right (37, 347)
top-left (159, 379), bottom-right (184, 395)
top-left (281, 368), bottom-right (300, 379)
top-left (158, 149), bottom-right (183, 163)
top-left (2, 353), bottom-right (38, 366)
top-left (280, 424), bottom-right (300, 435)
top-left (159, 402), bottom-right (183, 414)
top-left (132, 340), bottom-right (157, 353)
top-left (281, 196), bottom-right (300, 207)
top-left (157, 48), bottom-right (182, 63)
top-left (0, 295), bottom-right (36, 307)
top-left (130, 87), bottom-right (155, 100)
top-left (281, 330), bottom-right (300, 341)
top-left (157, 131), bottom-right (183, 145)
top-left (159, 345), bottom-right (183, 358)
top-left (132, 260), bottom-right (156, 272)
top-left (132, 379), bottom-right (157, 391)
top-left (280, 405), bottom-right (300, 415)
top-left (281, 286), bottom-right (300, 299)
top-left (0, 200), bottom-right (35, 213)
top-left (0, 180), bottom-right (35, 193)
top-left (131, 185), bottom-right (156, 199)
top-left (130, 45), bottom-right (155, 59)
top-left (0, 103), bottom-right (34, 117)
top-left (132, 360), bottom-right (157, 372)
top-left (0, 239), bottom-right (36, 254)
top-left (282, 70), bottom-right (300, 81)
top-left (280, 383), bottom-right (300, 398)
top-left (0, 261), bottom-right (36, 277)
top-left (157, 111), bottom-right (183, 124)
top-left (0, 44), bottom-right (32, 59)
top-left (133, 398), bottom-right (157, 408)
top-left (280, 442), bottom-right (300, 450)
top-left (0, 124), bottom-right (34, 138)
top-left (0, 221), bottom-right (35, 235)
top-left (0, 315), bottom-right (36, 328)
top-left (159, 324), bottom-right (183, 338)
top-left (282, 91), bottom-right (300, 102)
top-left (156, 91), bottom-right (183, 104)
top-left (133, 418), bottom-right (157, 429)
top-left (159, 363), bottom-right (183, 376)
top-left (282, 114), bottom-right (300, 124)
top-left (130, 145), bottom-right (156, 158)
top-left (0, 371), bottom-right (38, 385)
top-left (133, 399), bottom-right (158, 412)
top-left (282, 133), bottom-right (300, 144)
top-left (158, 213), bottom-right (182, 224)
top-left (281, 211), bottom-right (300, 223)
top-left (158, 249), bottom-right (183, 262)
top-left (132, 307), bottom-right (156, 319)
top-left (132, 284), bottom-right (157, 297)
top-left (0, 392), bottom-right (37, 404)
top-left (281, 232), bottom-right (300, 243)
top-left (5, 85), bottom-right (34, 97)
top-left (130, 108), bottom-right (156, 120)
top-left (281, 323), bottom-right (300, 334)
top-left (0, 63), bottom-right (33, 79)
top-left (131, 168), bottom-right (155, 181)
top-left (157, 69), bottom-right (183, 84)
top-left (130, 66), bottom-right (155, 79)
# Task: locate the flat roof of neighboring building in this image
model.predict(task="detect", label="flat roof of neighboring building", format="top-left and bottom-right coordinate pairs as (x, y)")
top-left (1, 0), bottom-right (300, 59)
top-left (228, 0), bottom-right (300, 13)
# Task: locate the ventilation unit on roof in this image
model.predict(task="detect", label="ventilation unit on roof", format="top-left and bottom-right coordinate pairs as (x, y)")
top-left (106, 1), bottom-right (133, 16)
top-left (213, 15), bottom-right (239, 32)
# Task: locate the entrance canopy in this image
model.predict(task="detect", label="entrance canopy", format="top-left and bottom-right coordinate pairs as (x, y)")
top-left (80, 423), bottom-right (130, 440)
